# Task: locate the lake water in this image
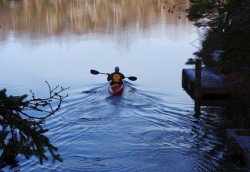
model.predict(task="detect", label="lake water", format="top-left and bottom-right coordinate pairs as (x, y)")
top-left (0, 0), bottom-right (243, 171)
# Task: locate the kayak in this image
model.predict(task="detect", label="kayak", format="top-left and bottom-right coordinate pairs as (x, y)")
top-left (108, 84), bottom-right (124, 96)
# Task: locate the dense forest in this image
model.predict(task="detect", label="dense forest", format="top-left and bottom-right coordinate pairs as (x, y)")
top-left (187, 0), bottom-right (250, 76)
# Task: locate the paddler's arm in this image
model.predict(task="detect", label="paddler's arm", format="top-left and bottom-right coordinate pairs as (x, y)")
top-left (121, 73), bottom-right (125, 80)
top-left (107, 73), bottom-right (112, 81)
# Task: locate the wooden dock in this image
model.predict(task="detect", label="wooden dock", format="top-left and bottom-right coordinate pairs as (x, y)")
top-left (182, 60), bottom-right (250, 169)
top-left (182, 59), bottom-right (235, 113)
top-left (227, 129), bottom-right (250, 168)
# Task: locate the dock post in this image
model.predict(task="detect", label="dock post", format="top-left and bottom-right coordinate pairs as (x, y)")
top-left (194, 59), bottom-right (201, 114)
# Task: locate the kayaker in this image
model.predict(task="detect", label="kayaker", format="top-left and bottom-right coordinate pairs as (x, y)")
top-left (107, 66), bottom-right (125, 86)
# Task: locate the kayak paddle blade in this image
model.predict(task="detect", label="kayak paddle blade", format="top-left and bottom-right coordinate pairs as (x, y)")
top-left (90, 69), bottom-right (100, 75)
top-left (127, 76), bottom-right (137, 81)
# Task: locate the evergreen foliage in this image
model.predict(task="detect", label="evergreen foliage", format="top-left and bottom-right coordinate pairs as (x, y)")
top-left (0, 82), bottom-right (68, 166)
top-left (187, 0), bottom-right (250, 74)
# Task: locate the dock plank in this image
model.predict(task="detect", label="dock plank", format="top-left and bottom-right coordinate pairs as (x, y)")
top-left (183, 68), bottom-right (232, 88)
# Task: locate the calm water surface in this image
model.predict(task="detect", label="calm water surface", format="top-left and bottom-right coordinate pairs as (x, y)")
top-left (0, 0), bottom-right (239, 171)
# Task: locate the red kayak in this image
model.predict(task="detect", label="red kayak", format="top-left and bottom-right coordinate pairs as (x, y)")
top-left (108, 84), bottom-right (124, 96)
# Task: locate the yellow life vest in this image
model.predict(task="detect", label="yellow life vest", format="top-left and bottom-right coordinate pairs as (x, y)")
top-left (112, 73), bottom-right (121, 83)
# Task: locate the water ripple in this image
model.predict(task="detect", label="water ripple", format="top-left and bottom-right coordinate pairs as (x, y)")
top-left (13, 83), bottom-right (231, 171)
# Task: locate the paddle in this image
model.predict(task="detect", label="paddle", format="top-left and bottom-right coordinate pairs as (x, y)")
top-left (126, 76), bottom-right (137, 81)
top-left (90, 69), bottom-right (137, 81)
top-left (90, 69), bottom-right (108, 75)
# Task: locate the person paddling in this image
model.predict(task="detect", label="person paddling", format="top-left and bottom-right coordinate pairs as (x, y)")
top-left (107, 66), bottom-right (125, 86)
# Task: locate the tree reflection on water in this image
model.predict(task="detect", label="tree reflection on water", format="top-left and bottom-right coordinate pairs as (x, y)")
top-left (0, 0), bottom-right (189, 38)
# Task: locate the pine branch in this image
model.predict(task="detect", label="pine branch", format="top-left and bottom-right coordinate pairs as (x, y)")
top-left (0, 82), bottom-right (69, 165)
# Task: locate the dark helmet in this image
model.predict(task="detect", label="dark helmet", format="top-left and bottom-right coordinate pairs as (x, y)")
top-left (115, 66), bottom-right (119, 72)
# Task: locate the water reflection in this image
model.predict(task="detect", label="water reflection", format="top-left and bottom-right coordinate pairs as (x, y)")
top-left (0, 0), bottom-right (190, 40)
top-left (2, 0), bottom-right (241, 171)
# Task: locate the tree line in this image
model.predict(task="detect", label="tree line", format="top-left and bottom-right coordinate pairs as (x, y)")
top-left (187, 0), bottom-right (250, 75)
